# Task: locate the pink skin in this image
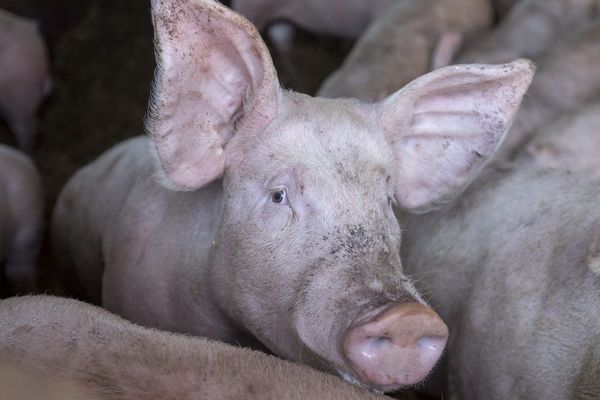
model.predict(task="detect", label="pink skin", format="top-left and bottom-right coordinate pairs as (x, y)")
top-left (0, 145), bottom-right (43, 293)
top-left (52, 0), bottom-right (534, 392)
top-left (0, 10), bottom-right (52, 152)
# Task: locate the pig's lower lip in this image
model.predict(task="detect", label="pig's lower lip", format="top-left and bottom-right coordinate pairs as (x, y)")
top-left (336, 369), bottom-right (405, 393)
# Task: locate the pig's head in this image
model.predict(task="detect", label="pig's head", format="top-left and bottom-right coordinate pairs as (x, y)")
top-left (147, 0), bottom-right (534, 392)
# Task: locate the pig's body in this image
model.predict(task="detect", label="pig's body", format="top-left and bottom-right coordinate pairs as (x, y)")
top-left (402, 166), bottom-right (600, 400)
top-left (0, 144), bottom-right (42, 293)
top-left (53, 0), bottom-right (533, 391)
top-left (484, 21), bottom-right (600, 161)
top-left (317, 0), bottom-right (492, 101)
top-left (0, 295), bottom-right (389, 400)
top-left (231, 0), bottom-right (396, 38)
top-left (459, 0), bottom-right (600, 64)
top-left (53, 136), bottom-right (237, 339)
top-left (0, 9), bottom-right (51, 152)
top-left (523, 100), bottom-right (600, 176)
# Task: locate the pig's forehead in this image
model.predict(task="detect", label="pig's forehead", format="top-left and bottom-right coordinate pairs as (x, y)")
top-left (261, 93), bottom-right (394, 167)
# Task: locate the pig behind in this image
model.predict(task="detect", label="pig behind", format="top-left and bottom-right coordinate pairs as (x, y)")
top-left (52, 0), bottom-right (534, 392)
top-left (493, 20), bottom-right (600, 161)
top-left (523, 99), bottom-right (600, 176)
top-left (0, 9), bottom-right (52, 152)
top-left (0, 295), bottom-right (389, 400)
top-left (231, 0), bottom-right (396, 39)
top-left (458, 0), bottom-right (600, 64)
top-left (402, 165), bottom-right (600, 400)
top-left (317, 0), bottom-right (493, 101)
top-left (0, 144), bottom-right (42, 294)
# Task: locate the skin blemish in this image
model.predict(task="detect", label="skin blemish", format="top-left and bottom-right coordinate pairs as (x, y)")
top-left (586, 244), bottom-right (600, 275)
top-left (587, 237), bottom-right (600, 275)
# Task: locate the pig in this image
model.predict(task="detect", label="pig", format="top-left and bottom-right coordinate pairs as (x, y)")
top-left (231, 0), bottom-right (397, 39)
top-left (401, 165), bottom-right (600, 399)
top-left (0, 295), bottom-right (391, 400)
top-left (458, 0), bottom-right (600, 65)
top-left (0, 144), bottom-right (43, 293)
top-left (232, 0), bottom-right (395, 65)
top-left (0, 0), bottom-right (92, 46)
top-left (522, 99), bottom-right (600, 176)
top-left (317, 0), bottom-right (493, 101)
top-left (51, 0), bottom-right (534, 391)
top-left (492, 20), bottom-right (600, 161)
top-left (0, 9), bottom-right (52, 152)
top-left (0, 365), bottom-right (97, 400)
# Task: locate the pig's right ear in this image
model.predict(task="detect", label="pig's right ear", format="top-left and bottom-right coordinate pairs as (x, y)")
top-left (379, 59), bottom-right (535, 213)
top-left (147, 0), bottom-right (279, 190)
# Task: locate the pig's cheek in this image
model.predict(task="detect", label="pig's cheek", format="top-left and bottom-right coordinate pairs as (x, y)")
top-left (257, 203), bottom-right (294, 232)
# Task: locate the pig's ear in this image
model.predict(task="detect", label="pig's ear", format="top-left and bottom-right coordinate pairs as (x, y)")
top-left (379, 59), bottom-right (535, 213)
top-left (147, 0), bottom-right (279, 190)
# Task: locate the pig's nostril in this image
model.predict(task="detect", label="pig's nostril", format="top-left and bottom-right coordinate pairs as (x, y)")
top-left (417, 336), bottom-right (444, 352)
top-left (359, 336), bottom-right (392, 359)
top-left (370, 336), bottom-right (392, 347)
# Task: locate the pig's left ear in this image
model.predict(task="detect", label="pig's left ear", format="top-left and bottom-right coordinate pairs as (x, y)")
top-left (147, 0), bottom-right (279, 190)
top-left (379, 59), bottom-right (535, 213)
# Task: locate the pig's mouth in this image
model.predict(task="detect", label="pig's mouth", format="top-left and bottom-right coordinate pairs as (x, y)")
top-left (336, 357), bottom-right (441, 394)
top-left (336, 369), bottom-right (387, 394)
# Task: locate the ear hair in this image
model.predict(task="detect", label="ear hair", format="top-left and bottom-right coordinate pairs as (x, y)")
top-left (380, 59), bottom-right (535, 212)
top-left (146, 0), bottom-right (279, 191)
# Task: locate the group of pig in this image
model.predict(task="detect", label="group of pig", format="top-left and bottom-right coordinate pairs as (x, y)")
top-left (0, 0), bottom-right (599, 398)
top-left (0, 9), bottom-right (49, 301)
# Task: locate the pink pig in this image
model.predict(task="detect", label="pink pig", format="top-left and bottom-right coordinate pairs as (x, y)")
top-left (231, 0), bottom-right (397, 39)
top-left (0, 144), bottom-right (43, 293)
top-left (52, 0), bottom-right (534, 392)
top-left (0, 9), bottom-right (52, 152)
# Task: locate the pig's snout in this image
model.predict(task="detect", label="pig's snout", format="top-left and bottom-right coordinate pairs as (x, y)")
top-left (343, 303), bottom-right (448, 389)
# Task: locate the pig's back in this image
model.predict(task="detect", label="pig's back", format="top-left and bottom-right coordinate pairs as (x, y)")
top-left (52, 135), bottom-right (225, 333)
top-left (403, 167), bottom-right (600, 399)
top-left (52, 136), bottom-right (154, 303)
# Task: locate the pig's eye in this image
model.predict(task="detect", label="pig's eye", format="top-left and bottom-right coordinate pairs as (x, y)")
top-left (271, 189), bottom-right (287, 204)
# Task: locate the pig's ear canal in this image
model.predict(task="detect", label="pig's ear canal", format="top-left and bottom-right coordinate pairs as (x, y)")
top-left (147, 0), bottom-right (279, 190)
top-left (379, 59), bottom-right (535, 214)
